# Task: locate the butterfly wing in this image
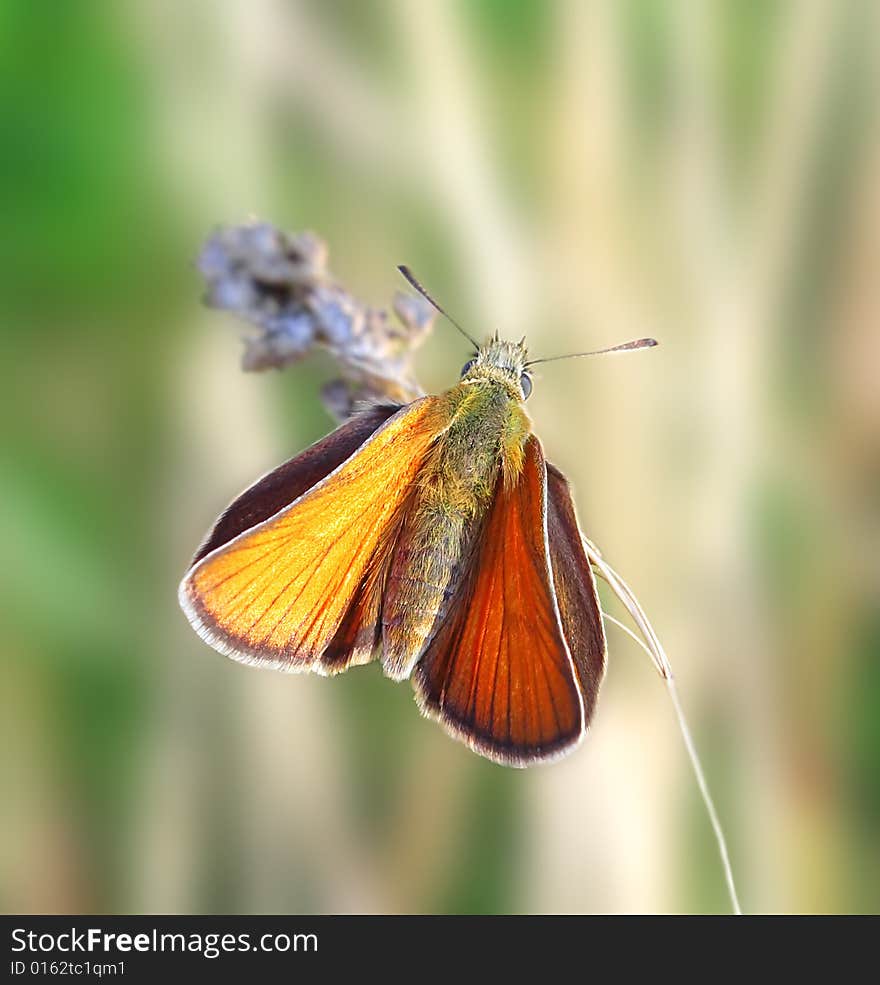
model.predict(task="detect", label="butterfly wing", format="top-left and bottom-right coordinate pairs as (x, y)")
top-left (413, 435), bottom-right (585, 766)
top-left (179, 397), bottom-right (449, 673)
top-left (191, 403), bottom-right (401, 565)
top-left (545, 463), bottom-right (607, 724)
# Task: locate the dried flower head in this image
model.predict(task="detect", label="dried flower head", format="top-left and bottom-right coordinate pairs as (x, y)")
top-left (198, 222), bottom-right (435, 419)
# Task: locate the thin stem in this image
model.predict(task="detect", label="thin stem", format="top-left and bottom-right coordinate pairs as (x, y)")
top-left (584, 536), bottom-right (671, 679)
top-left (593, 562), bottom-right (743, 915)
top-left (665, 675), bottom-right (742, 915)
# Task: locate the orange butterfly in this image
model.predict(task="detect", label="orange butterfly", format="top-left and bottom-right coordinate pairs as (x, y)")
top-left (179, 269), bottom-right (656, 766)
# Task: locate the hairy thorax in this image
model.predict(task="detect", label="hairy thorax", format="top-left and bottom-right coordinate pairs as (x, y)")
top-left (381, 382), bottom-right (532, 679)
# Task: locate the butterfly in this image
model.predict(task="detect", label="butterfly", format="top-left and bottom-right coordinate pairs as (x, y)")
top-left (179, 267), bottom-right (656, 766)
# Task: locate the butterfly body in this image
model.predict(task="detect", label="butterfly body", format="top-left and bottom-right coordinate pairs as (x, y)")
top-left (383, 341), bottom-right (532, 679)
top-left (180, 337), bottom-right (608, 766)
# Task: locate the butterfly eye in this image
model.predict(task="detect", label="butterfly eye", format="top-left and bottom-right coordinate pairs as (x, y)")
top-left (460, 359), bottom-right (476, 378)
top-left (520, 373), bottom-right (533, 399)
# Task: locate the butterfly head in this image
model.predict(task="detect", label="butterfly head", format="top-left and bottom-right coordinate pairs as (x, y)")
top-left (397, 265), bottom-right (657, 405)
top-left (459, 338), bottom-right (532, 401)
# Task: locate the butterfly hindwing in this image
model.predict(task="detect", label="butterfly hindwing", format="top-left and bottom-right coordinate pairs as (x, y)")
top-left (545, 463), bottom-right (607, 724)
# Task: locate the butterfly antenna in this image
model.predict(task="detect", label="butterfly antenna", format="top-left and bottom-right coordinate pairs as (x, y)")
top-left (397, 265), bottom-right (481, 349)
top-left (526, 337), bottom-right (658, 367)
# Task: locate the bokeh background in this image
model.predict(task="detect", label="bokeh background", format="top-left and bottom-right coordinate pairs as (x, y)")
top-left (2, 0), bottom-right (878, 914)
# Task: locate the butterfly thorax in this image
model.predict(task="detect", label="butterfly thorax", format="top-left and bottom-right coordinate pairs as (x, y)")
top-left (381, 363), bottom-right (532, 681)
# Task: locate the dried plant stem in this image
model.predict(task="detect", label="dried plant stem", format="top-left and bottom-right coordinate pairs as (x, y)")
top-left (584, 536), bottom-right (672, 680)
top-left (664, 676), bottom-right (742, 915)
top-left (591, 556), bottom-right (743, 915)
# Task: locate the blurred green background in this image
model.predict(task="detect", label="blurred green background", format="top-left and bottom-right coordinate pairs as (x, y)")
top-left (1, 0), bottom-right (878, 914)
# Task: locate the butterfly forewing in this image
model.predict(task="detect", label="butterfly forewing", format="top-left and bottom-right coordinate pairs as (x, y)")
top-left (413, 436), bottom-right (586, 766)
top-left (318, 521), bottom-right (400, 673)
top-left (179, 397), bottom-right (449, 671)
top-left (191, 403), bottom-right (401, 565)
